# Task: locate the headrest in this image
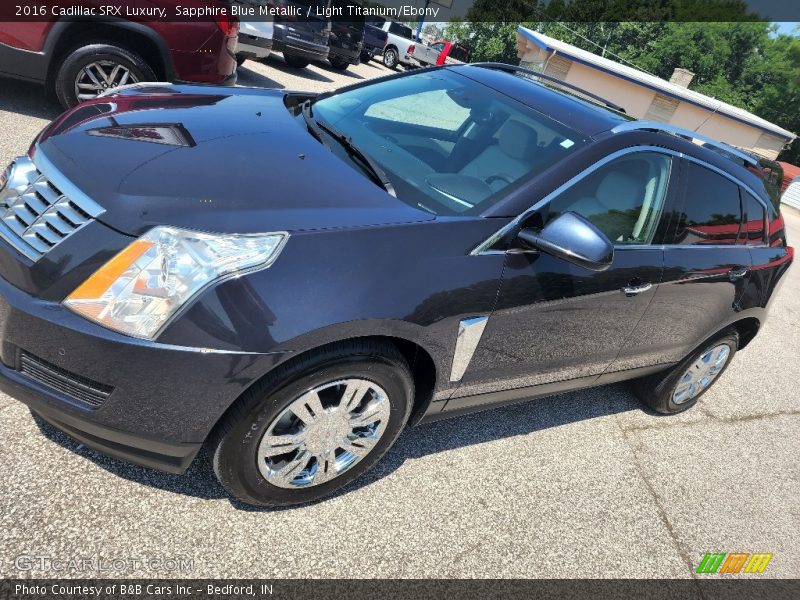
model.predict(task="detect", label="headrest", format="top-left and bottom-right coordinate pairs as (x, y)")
top-left (596, 170), bottom-right (644, 209)
top-left (498, 120), bottom-right (539, 160)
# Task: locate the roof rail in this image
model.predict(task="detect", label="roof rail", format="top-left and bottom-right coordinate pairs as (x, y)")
top-left (611, 121), bottom-right (759, 168)
top-left (469, 62), bottom-right (627, 113)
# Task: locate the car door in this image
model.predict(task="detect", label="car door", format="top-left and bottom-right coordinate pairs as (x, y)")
top-left (451, 149), bottom-right (679, 401)
top-left (621, 158), bottom-right (754, 369)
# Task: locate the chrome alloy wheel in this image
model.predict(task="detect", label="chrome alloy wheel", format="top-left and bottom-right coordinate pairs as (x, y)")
top-left (257, 379), bottom-right (391, 488)
top-left (75, 61), bottom-right (139, 101)
top-left (672, 344), bottom-right (731, 404)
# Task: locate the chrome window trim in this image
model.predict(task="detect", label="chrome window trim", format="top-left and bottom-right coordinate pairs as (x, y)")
top-left (471, 145), bottom-right (770, 256)
top-left (449, 316), bottom-right (489, 382)
top-left (610, 121), bottom-right (760, 168)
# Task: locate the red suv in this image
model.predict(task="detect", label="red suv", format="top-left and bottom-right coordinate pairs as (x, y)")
top-left (0, 1), bottom-right (239, 108)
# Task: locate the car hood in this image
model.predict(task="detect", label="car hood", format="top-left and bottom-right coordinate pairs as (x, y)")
top-left (34, 85), bottom-right (433, 237)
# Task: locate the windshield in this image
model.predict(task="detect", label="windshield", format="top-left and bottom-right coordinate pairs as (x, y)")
top-left (310, 69), bottom-right (587, 216)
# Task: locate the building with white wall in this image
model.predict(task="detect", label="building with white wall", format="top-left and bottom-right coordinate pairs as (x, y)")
top-left (516, 26), bottom-right (795, 160)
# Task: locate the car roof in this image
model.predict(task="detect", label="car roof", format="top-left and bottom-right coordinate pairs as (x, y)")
top-left (448, 64), bottom-right (632, 138)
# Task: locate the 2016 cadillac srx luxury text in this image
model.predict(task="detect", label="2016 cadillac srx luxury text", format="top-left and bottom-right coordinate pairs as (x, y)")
top-left (0, 64), bottom-right (792, 505)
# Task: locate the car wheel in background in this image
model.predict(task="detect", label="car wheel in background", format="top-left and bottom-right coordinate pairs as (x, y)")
top-left (329, 56), bottom-right (351, 71)
top-left (211, 340), bottom-right (414, 506)
top-left (55, 43), bottom-right (156, 109)
top-left (383, 47), bottom-right (399, 69)
top-left (360, 50), bottom-right (373, 63)
top-left (283, 53), bottom-right (310, 68)
top-left (632, 329), bottom-right (739, 414)
top-left (236, 54), bottom-right (248, 68)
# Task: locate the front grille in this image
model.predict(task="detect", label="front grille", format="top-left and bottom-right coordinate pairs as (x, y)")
top-left (20, 352), bottom-right (113, 409)
top-left (0, 155), bottom-right (104, 261)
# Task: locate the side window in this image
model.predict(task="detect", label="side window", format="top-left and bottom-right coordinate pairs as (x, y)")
top-left (547, 152), bottom-right (673, 245)
top-left (740, 191), bottom-right (766, 245)
top-left (675, 163), bottom-right (742, 245)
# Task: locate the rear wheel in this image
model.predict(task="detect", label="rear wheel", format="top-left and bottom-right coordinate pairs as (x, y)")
top-left (211, 341), bottom-right (413, 506)
top-left (329, 56), bottom-right (350, 71)
top-left (383, 47), bottom-right (399, 69)
top-left (236, 54), bottom-right (248, 68)
top-left (360, 50), bottom-right (373, 63)
top-left (283, 53), bottom-right (310, 68)
top-left (632, 330), bottom-right (738, 414)
top-left (55, 43), bottom-right (156, 108)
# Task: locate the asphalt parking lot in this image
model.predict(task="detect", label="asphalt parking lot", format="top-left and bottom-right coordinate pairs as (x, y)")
top-left (0, 55), bottom-right (798, 579)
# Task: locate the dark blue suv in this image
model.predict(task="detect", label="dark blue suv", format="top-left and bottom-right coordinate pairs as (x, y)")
top-left (0, 64), bottom-right (792, 506)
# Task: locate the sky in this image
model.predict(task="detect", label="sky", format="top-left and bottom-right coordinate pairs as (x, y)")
top-left (773, 22), bottom-right (799, 36)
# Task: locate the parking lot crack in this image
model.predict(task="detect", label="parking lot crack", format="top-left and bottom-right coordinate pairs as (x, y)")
top-left (616, 418), bottom-right (704, 590)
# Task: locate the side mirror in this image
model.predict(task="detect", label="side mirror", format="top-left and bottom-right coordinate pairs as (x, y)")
top-left (517, 212), bottom-right (614, 272)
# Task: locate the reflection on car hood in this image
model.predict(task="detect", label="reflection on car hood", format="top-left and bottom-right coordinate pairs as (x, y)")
top-left (34, 85), bottom-right (433, 237)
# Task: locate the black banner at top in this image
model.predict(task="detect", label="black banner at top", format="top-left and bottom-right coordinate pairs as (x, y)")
top-left (1, 0), bottom-right (800, 24)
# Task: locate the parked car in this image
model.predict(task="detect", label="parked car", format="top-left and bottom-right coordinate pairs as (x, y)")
top-left (411, 40), bottom-right (471, 68)
top-left (406, 40), bottom-right (440, 67)
top-left (326, 1), bottom-right (365, 71)
top-left (360, 22), bottom-right (388, 63)
top-left (369, 19), bottom-right (416, 69)
top-left (236, 7), bottom-right (274, 67)
top-left (270, 0), bottom-right (331, 68)
top-left (0, 1), bottom-right (239, 109)
top-left (0, 64), bottom-right (792, 507)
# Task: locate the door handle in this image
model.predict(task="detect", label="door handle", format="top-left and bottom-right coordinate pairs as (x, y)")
top-left (621, 282), bottom-right (653, 297)
top-left (729, 266), bottom-right (749, 281)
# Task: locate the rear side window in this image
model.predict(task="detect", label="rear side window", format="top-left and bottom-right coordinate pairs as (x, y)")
top-left (389, 22), bottom-right (413, 39)
top-left (675, 163), bottom-right (742, 245)
top-left (740, 191), bottom-right (766, 245)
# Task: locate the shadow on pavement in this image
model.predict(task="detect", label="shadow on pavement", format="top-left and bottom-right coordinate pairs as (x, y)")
top-left (264, 55), bottom-right (334, 83)
top-left (31, 382), bottom-right (650, 511)
top-left (0, 78), bottom-right (62, 120)
top-left (314, 61), bottom-right (365, 80)
top-left (235, 64), bottom-right (285, 90)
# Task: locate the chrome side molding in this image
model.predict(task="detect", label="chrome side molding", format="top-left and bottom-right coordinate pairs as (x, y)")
top-left (450, 316), bottom-right (489, 382)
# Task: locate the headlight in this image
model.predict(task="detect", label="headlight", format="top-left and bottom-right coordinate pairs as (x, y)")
top-left (64, 226), bottom-right (287, 339)
top-left (0, 161), bottom-right (14, 192)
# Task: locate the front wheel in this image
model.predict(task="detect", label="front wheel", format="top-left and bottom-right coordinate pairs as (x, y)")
top-left (55, 43), bottom-right (156, 108)
top-left (632, 330), bottom-right (739, 414)
top-left (211, 341), bottom-right (413, 506)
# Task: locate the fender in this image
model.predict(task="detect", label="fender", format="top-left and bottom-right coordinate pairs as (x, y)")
top-left (0, 18), bottom-right (174, 84)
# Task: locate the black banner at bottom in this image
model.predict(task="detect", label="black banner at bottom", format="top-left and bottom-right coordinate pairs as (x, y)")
top-left (1, 579), bottom-right (799, 600)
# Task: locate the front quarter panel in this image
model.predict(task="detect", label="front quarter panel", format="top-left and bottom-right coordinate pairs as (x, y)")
top-left (157, 218), bottom-right (509, 398)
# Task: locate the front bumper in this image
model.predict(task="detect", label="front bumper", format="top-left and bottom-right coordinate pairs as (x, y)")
top-left (0, 275), bottom-right (285, 473)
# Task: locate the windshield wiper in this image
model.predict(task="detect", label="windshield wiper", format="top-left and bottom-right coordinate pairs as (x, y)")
top-left (301, 100), bottom-right (330, 150)
top-left (301, 100), bottom-right (396, 198)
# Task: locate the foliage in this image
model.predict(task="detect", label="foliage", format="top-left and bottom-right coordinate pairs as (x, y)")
top-left (444, 10), bottom-right (800, 163)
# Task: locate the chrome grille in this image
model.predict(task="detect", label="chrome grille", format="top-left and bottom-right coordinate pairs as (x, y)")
top-left (0, 155), bottom-right (104, 261)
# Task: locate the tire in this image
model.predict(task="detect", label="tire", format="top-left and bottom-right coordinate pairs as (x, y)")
top-left (632, 329), bottom-right (739, 414)
top-left (55, 43), bottom-right (156, 109)
top-left (236, 54), bottom-right (248, 68)
top-left (211, 341), bottom-right (414, 506)
top-left (383, 47), bottom-right (399, 69)
top-left (329, 56), bottom-right (350, 71)
top-left (283, 53), bottom-right (310, 68)
top-left (360, 51), bottom-right (372, 63)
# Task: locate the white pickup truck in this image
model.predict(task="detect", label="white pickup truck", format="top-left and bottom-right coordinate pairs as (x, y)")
top-left (370, 20), bottom-right (418, 69)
